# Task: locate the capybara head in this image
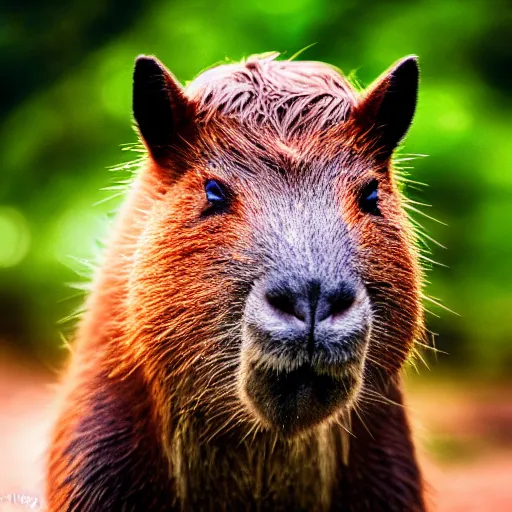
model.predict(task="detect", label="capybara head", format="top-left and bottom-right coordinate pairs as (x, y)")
top-left (126, 53), bottom-right (422, 439)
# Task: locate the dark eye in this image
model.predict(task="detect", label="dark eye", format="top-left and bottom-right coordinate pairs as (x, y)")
top-left (359, 179), bottom-right (381, 216)
top-left (203, 179), bottom-right (230, 215)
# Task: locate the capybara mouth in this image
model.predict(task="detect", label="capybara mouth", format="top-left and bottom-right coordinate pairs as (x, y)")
top-left (244, 362), bottom-right (358, 436)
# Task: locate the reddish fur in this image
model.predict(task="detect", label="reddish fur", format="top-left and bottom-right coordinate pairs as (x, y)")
top-left (47, 54), bottom-right (427, 511)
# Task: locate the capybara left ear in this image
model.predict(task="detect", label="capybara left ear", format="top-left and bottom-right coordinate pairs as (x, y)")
top-left (133, 55), bottom-right (192, 161)
top-left (354, 56), bottom-right (419, 159)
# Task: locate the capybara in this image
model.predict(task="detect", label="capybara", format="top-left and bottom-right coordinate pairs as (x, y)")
top-left (47, 52), bottom-right (427, 511)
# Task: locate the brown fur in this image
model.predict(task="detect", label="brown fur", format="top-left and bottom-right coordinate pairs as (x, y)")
top-left (47, 53), bottom-right (427, 511)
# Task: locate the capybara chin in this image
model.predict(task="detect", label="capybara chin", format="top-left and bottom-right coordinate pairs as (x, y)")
top-left (47, 52), bottom-right (427, 511)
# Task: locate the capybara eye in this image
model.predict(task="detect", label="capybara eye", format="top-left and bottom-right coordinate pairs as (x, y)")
top-left (359, 179), bottom-right (381, 216)
top-left (203, 179), bottom-right (230, 215)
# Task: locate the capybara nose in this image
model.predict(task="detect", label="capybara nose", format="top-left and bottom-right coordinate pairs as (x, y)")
top-left (264, 278), bottom-right (358, 328)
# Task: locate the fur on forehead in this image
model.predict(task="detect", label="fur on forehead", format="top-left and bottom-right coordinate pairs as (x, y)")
top-left (186, 53), bottom-right (358, 141)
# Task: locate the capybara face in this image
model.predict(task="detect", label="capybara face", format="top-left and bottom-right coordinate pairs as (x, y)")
top-left (129, 54), bottom-right (423, 438)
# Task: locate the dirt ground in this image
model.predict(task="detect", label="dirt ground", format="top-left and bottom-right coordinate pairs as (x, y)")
top-left (0, 352), bottom-right (511, 511)
top-left (407, 377), bottom-right (512, 511)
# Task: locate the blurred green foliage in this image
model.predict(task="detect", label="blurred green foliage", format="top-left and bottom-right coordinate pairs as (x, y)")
top-left (1, 0), bottom-right (511, 374)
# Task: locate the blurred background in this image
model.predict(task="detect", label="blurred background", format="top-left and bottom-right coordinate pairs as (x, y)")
top-left (0, 0), bottom-right (511, 510)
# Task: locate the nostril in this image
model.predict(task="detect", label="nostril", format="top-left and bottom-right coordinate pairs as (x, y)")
top-left (265, 291), bottom-right (305, 321)
top-left (331, 292), bottom-right (355, 318)
top-left (318, 285), bottom-right (357, 322)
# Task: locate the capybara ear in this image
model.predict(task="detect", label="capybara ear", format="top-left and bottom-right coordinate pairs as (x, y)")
top-left (354, 56), bottom-right (419, 158)
top-left (133, 55), bottom-right (193, 161)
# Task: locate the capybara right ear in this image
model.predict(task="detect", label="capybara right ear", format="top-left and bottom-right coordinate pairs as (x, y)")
top-left (133, 56), bottom-right (192, 161)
